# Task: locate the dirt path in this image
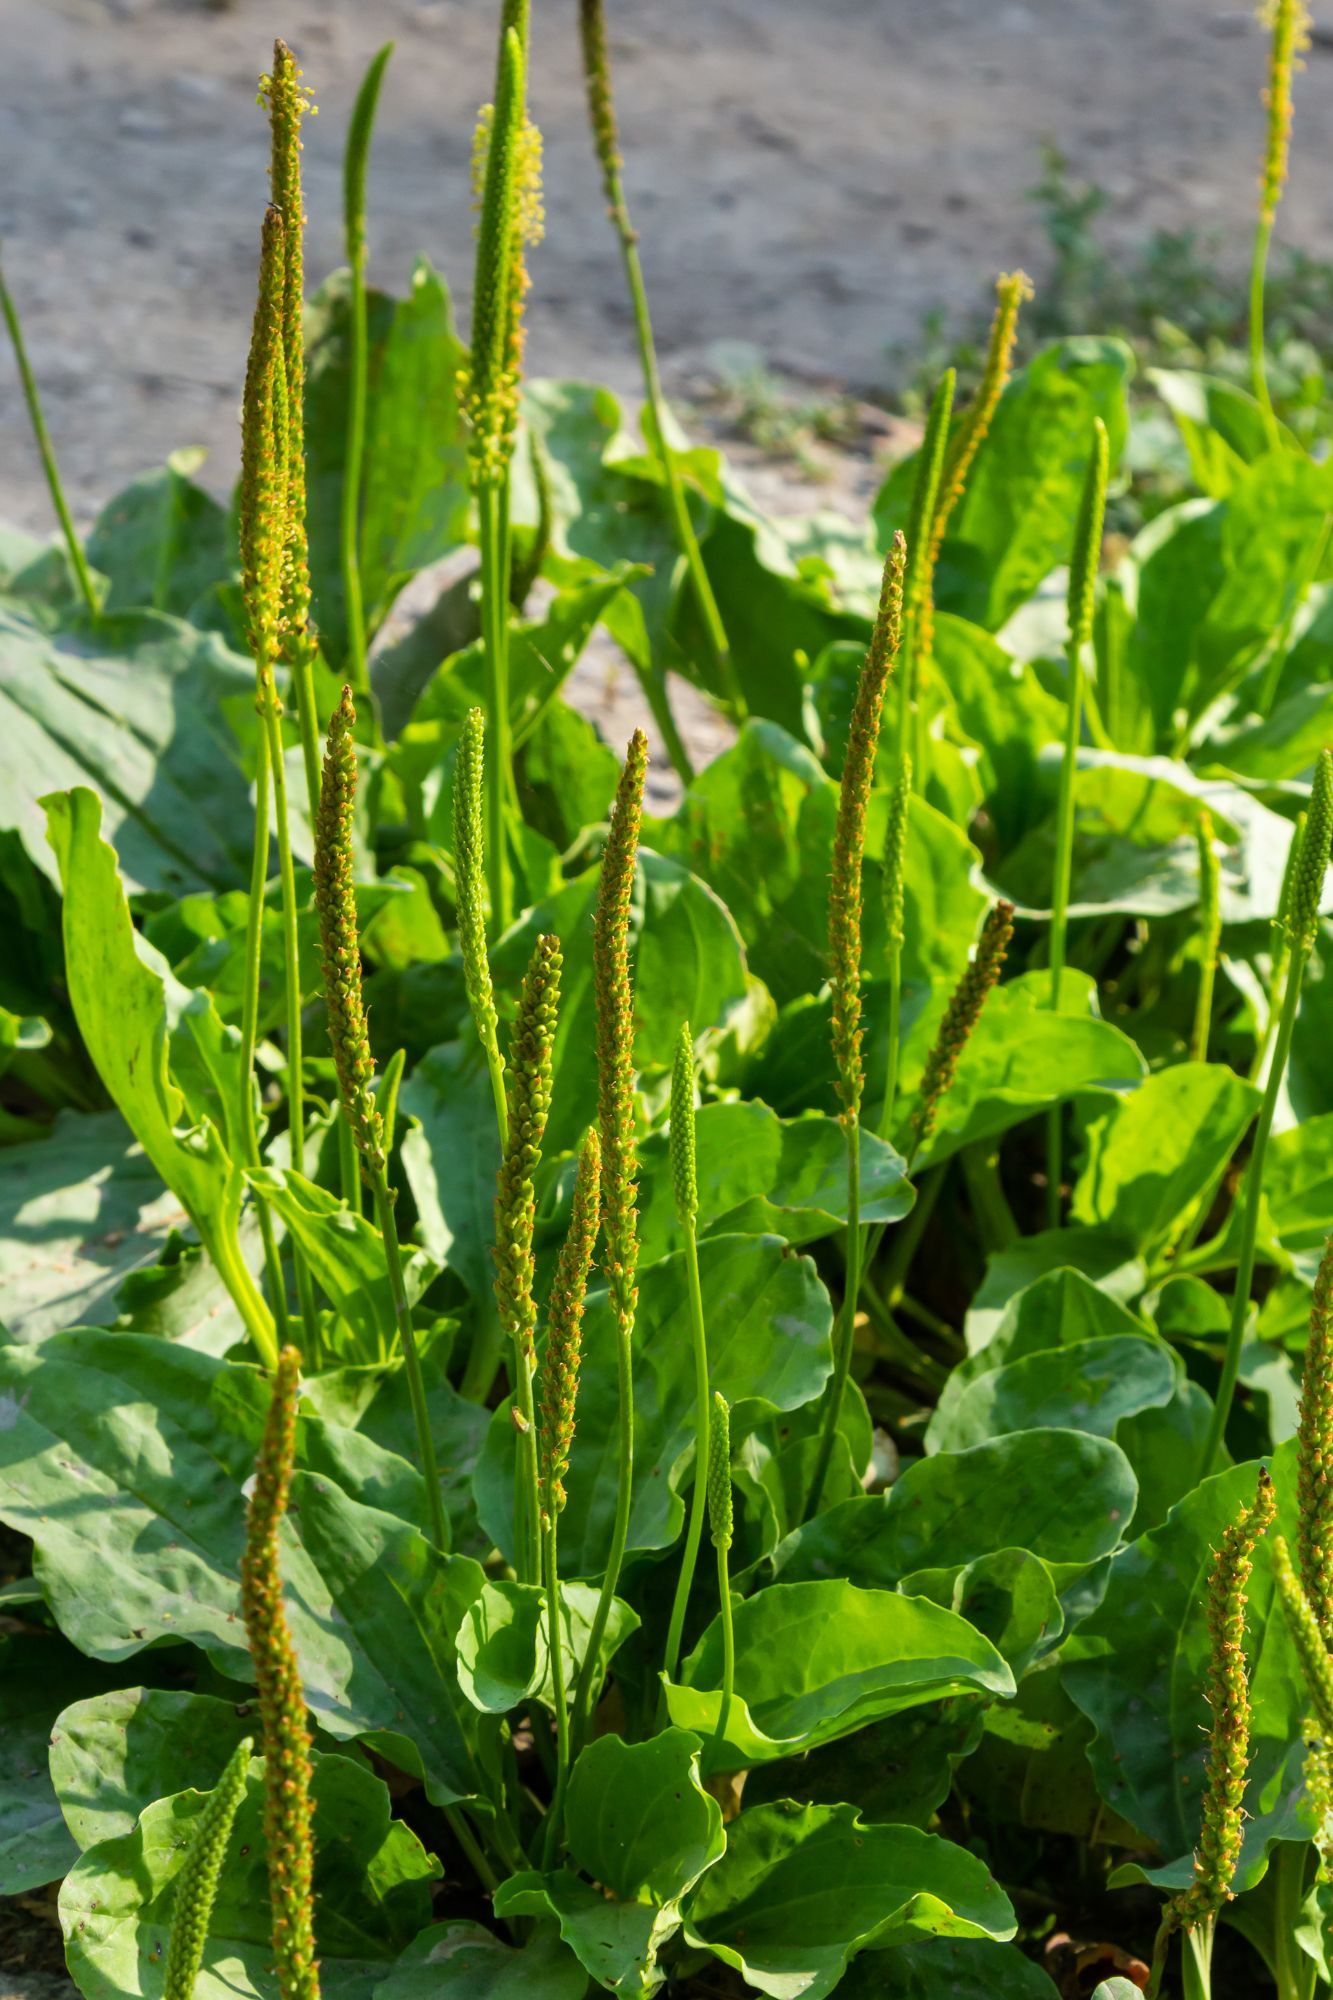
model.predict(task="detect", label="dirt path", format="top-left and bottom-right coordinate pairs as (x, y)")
top-left (2, 0), bottom-right (1332, 535)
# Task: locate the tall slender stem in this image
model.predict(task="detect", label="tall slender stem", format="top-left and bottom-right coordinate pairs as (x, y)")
top-left (806, 1119), bottom-right (861, 1519)
top-left (714, 1536), bottom-right (735, 1752)
top-left (237, 719), bottom-right (289, 1356)
top-left (663, 1220), bottom-right (710, 1680)
top-left (479, 483), bottom-right (512, 933)
top-left (570, 1312), bottom-right (633, 1757)
top-left (341, 43), bottom-right (393, 696)
top-left (260, 696), bottom-right (320, 1355)
top-left (1181, 1919), bottom-right (1214, 2000)
top-left (1249, 216), bottom-right (1279, 448)
top-left (371, 1172), bottom-right (447, 1549)
top-left (1200, 939), bottom-right (1308, 1476)
top-left (0, 264), bottom-right (99, 620)
top-left (1272, 1841), bottom-right (1316, 2000)
top-left (540, 1516), bottom-right (570, 1869)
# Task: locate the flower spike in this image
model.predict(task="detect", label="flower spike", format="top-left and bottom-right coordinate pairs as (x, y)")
top-left (538, 1127), bottom-right (602, 1527)
top-left (907, 899), bottom-right (1015, 1162)
top-left (670, 1021), bottom-right (699, 1226)
top-left (163, 1735), bottom-right (254, 2000)
top-left (1172, 1467), bottom-right (1277, 1927)
top-left (494, 934), bottom-right (562, 1374)
top-left (240, 1348), bottom-right (318, 2000)
top-left (1298, 1238), bottom-right (1333, 1640)
top-left (312, 688), bottom-right (384, 1180)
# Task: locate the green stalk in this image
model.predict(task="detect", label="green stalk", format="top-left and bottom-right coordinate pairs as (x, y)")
top-left (707, 1392), bottom-right (735, 1750)
top-left (662, 1223), bottom-right (709, 1677)
top-left (1249, 217), bottom-right (1278, 447)
top-left (0, 262), bottom-right (99, 620)
top-left (1181, 1920), bottom-right (1214, 2000)
top-left (1200, 929), bottom-right (1307, 1475)
top-left (578, 0), bottom-right (739, 739)
top-left (893, 370), bottom-right (955, 772)
top-left (372, 1172), bottom-right (446, 1548)
top-left (340, 43), bottom-right (394, 695)
top-left (336, 1107), bottom-right (361, 1212)
top-left (479, 483), bottom-right (513, 932)
top-left (454, 709), bottom-right (509, 1142)
top-left (806, 1122), bottom-right (860, 1520)
top-left (1272, 1842), bottom-right (1317, 2000)
top-left (877, 754), bottom-right (912, 1142)
top-left (663, 1024), bottom-right (710, 1680)
top-left (259, 691), bottom-right (320, 1356)
top-left (540, 1515), bottom-right (570, 1868)
top-left (1192, 811), bottom-right (1222, 1063)
top-left (1203, 754), bottom-right (1331, 1476)
top-left (1047, 418), bottom-right (1109, 1228)
top-left (236, 720), bottom-right (290, 1357)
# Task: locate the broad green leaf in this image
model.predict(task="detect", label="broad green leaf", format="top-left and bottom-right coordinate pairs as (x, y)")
top-left (399, 1040), bottom-right (501, 1303)
top-left (666, 1579), bottom-right (1013, 1772)
top-left (1, 596), bottom-right (260, 895)
top-left (897, 971), bottom-right (1145, 1170)
top-left (901, 1549), bottom-right (1064, 1678)
top-left (965, 1230), bottom-right (1146, 1353)
top-left (495, 1730), bottom-right (725, 1996)
top-left (248, 1167), bottom-right (439, 1361)
top-left (61, 1752), bottom-right (437, 2000)
top-left (456, 1578), bottom-right (546, 1714)
top-left (0, 1632), bottom-right (128, 1894)
top-left (931, 613), bottom-right (1066, 849)
top-left (772, 1430), bottom-right (1138, 1588)
top-left (743, 1701), bottom-right (987, 1829)
top-left (837, 1937), bottom-right (1054, 1997)
top-left (0, 1332), bottom-right (491, 1811)
top-left (304, 262), bottom-right (469, 666)
top-left (1149, 369), bottom-right (1292, 496)
top-left (474, 1234), bottom-right (833, 1573)
top-left (877, 337), bottom-right (1133, 631)
top-left (0, 1111), bottom-right (189, 1344)
top-left (44, 788), bottom-right (267, 1351)
top-left (85, 452), bottom-right (231, 620)
top-left (1219, 679), bottom-right (1333, 782)
top-left (635, 1100), bottom-right (909, 1263)
top-left (1072, 1061), bottom-right (1259, 1256)
top-left (928, 1337), bottom-right (1175, 1455)
top-left (375, 1921), bottom-right (589, 2000)
top-left (50, 1687), bottom-right (257, 1853)
top-left (684, 1801), bottom-right (1014, 1999)
top-left (1063, 1441), bottom-right (1311, 1885)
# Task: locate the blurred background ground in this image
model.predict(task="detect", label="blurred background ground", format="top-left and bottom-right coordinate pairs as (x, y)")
top-left (3, 0), bottom-right (1333, 536)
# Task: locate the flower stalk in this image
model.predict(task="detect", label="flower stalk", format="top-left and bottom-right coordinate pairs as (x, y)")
top-left (894, 369), bottom-right (954, 770)
top-left (663, 1023), bottom-right (712, 1681)
top-left (537, 1127), bottom-right (601, 1865)
top-left (262, 41), bottom-right (323, 820)
top-left (577, 0), bottom-right (739, 763)
top-left (494, 933), bottom-right (562, 1586)
top-left (454, 709), bottom-right (508, 1146)
top-left (1298, 1237), bottom-right (1333, 1641)
top-left (877, 753), bottom-right (913, 1141)
top-left (163, 1735), bottom-right (254, 2000)
top-left (570, 730), bottom-right (647, 1758)
top-left (1192, 811), bottom-right (1222, 1063)
top-left (806, 536), bottom-right (905, 1522)
top-left (708, 1391), bottom-right (735, 1751)
top-left (1250, 0), bottom-right (1311, 441)
top-left (905, 899), bottom-right (1014, 1169)
top-left (1047, 415), bottom-right (1109, 1227)
top-left (312, 688), bottom-right (446, 1546)
top-left (0, 261), bottom-right (99, 621)
top-left (1202, 750), bottom-right (1333, 1476)
top-left (240, 1349), bottom-right (319, 2000)
top-left (340, 41), bottom-right (394, 695)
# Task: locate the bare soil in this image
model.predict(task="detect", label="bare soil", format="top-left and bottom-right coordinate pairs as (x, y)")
top-left (4, 0), bottom-right (1333, 536)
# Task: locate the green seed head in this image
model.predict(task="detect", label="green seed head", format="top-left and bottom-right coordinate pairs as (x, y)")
top-left (882, 754), bottom-right (913, 955)
top-left (494, 934), bottom-right (562, 1365)
top-left (902, 370), bottom-right (954, 632)
top-left (579, 0), bottom-right (624, 211)
top-left (1259, 0), bottom-right (1311, 223)
top-left (538, 1126), bottom-right (602, 1525)
top-left (312, 688), bottom-right (385, 1181)
top-left (595, 731), bottom-right (648, 1328)
top-left (162, 1734), bottom-right (254, 2000)
top-left (1285, 749), bottom-right (1333, 946)
top-left (453, 709), bottom-right (503, 1074)
top-left (261, 40), bottom-right (317, 674)
top-left (830, 533), bottom-right (906, 1123)
top-left (908, 899), bottom-right (1014, 1157)
top-left (1067, 417), bottom-right (1109, 656)
top-left (708, 1391), bottom-right (733, 1552)
top-left (239, 206), bottom-right (288, 683)
top-left (1173, 1467), bottom-right (1277, 1927)
top-left (1298, 1237), bottom-right (1333, 1642)
top-left (930, 270), bottom-right (1032, 565)
top-left (239, 1348), bottom-right (318, 2000)
top-left (1275, 1531), bottom-right (1333, 1742)
top-left (669, 1022), bottom-right (698, 1225)
top-left (463, 28), bottom-right (538, 485)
